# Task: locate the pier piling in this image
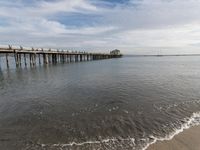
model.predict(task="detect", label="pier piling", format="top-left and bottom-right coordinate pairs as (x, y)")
top-left (6, 53), bottom-right (9, 68)
top-left (0, 45), bottom-right (122, 68)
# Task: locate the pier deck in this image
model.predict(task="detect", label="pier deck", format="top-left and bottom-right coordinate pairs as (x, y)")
top-left (0, 45), bottom-right (122, 67)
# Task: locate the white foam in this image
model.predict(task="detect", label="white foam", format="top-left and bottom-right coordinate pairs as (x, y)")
top-left (143, 111), bottom-right (200, 150)
top-left (40, 112), bottom-right (200, 150)
top-left (41, 137), bottom-right (135, 148)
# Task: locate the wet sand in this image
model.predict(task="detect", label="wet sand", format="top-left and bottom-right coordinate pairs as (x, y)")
top-left (147, 125), bottom-right (200, 150)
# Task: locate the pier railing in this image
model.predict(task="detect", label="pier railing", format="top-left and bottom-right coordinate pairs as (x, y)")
top-left (0, 45), bottom-right (122, 67)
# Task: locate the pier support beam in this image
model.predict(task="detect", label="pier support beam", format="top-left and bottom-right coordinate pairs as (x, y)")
top-left (15, 53), bottom-right (19, 67)
top-left (38, 54), bottom-right (41, 65)
top-left (80, 55), bottom-right (82, 61)
top-left (19, 54), bottom-right (22, 66)
top-left (24, 54), bottom-right (27, 66)
top-left (69, 55), bottom-right (72, 62)
top-left (43, 54), bottom-right (49, 64)
top-left (29, 54), bottom-right (32, 66)
top-left (33, 54), bottom-right (36, 66)
top-left (6, 53), bottom-right (9, 68)
top-left (48, 54), bottom-right (51, 64)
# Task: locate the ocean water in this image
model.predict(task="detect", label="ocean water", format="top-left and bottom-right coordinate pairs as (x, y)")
top-left (0, 56), bottom-right (200, 150)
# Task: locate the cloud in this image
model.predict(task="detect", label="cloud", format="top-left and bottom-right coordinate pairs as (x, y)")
top-left (0, 0), bottom-right (97, 18)
top-left (100, 0), bottom-right (200, 29)
top-left (0, 0), bottom-right (200, 54)
top-left (114, 24), bottom-right (200, 47)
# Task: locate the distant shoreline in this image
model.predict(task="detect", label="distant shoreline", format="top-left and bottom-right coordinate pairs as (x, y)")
top-left (125, 54), bottom-right (200, 57)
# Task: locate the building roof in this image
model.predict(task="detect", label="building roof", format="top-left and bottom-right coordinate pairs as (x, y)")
top-left (111, 49), bottom-right (120, 52)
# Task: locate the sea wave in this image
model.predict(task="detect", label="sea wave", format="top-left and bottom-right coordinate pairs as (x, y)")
top-left (40, 137), bottom-right (136, 149)
top-left (38, 112), bottom-right (200, 150)
top-left (143, 111), bottom-right (200, 150)
top-left (42, 138), bottom-right (135, 147)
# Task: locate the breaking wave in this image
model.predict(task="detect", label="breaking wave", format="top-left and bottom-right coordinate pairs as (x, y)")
top-left (35, 112), bottom-right (200, 150)
top-left (143, 111), bottom-right (200, 150)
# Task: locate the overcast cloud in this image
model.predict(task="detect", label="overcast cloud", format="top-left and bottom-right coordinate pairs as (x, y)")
top-left (0, 0), bottom-right (200, 54)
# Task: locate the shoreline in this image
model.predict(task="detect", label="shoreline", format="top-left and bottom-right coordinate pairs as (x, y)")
top-left (146, 125), bottom-right (200, 150)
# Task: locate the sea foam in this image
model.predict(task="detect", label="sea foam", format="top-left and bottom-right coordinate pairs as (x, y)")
top-left (40, 112), bottom-right (200, 150)
top-left (143, 111), bottom-right (200, 150)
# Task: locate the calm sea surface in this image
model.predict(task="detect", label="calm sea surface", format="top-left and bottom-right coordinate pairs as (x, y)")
top-left (0, 56), bottom-right (200, 150)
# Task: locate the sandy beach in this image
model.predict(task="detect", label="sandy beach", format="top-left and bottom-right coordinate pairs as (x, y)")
top-left (147, 125), bottom-right (200, 150)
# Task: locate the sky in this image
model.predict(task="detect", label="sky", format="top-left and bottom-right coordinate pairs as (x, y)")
top-left (0, 0), bottom-right (200, 54)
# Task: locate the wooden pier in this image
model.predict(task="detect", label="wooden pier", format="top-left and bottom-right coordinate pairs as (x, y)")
top-left (0, 45), bottom-right (122, 68)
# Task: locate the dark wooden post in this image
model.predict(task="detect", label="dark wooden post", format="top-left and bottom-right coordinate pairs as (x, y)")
top-left (19, 54), bottom-right (22, 66)
top-left (43, 54), bottom-right (47, 64)
top-left (38, 54), bottom-right (41, 64)
top-left (33, 53), bottom-right (36, 66)
top-left (64, 54), bottom-right (66, 63)
top-left (6, 53), bottom-right (9, 68)
top-left (16, 53), bottom-right (19, 67)
top-left (69, 55), bottom-right (72, 62)
top-left (75, 55), bottom-right (78, 62)
top-left (63, 54), bottom-right (65, 63)
top-left (14, 51), bottom-right (17, 67)
top-left (47, 54), bottom-right (50, 64)
top-left (80, 54), bottom-right (82, 61)
top-left (24, 54), bottom-right (27, 66)
top-left (30, 54), bottom-right (32, 66)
